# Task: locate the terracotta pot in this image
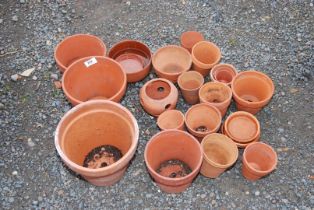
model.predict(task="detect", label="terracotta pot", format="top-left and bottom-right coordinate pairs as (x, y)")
top-left (191, 41), bottom-right (221, 77)
top-left (177, 71), bottom-right (204, 105)
top-left (199, 82), bottom-right (232, 117)
top-left (152, 45), bottom-right (192, 82)
top-left (185, 103), bottom-right (222, 140)
top-left (144, 130), bottom-right (203, 193)
top-left (210, 63), bottom-right (237, 86)
top-left (54, 100), bottom-right (139, 186)
top-left (62, 56), bottom-right (127, 106)
top-left (242, 142), bottom-right (278, 181)
top-left (180, 31), bottom-right (204, 53)
top-left (108, 40), bottom-right (152, 82)
top-left (157, 110), bottom-right (185, 131)
top-left (231, 70), bottom-right (275, 114)
top-left (54, 34), bottom-right (107, 72)
top-left (140, 78), bottom-right (178, 117)
top-left (200, 133), bottom-right (238, 178)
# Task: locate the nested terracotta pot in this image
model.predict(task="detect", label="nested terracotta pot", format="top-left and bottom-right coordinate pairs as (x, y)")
top-left (177, 71), bottom-right (204, 105)
top-left (108, 40), bottom-right (152, 82)
top-left (232, 70), bottom-right (275, 114)
top-left (199, 82), bottom-right (232, 117)
top-left (180, 31), bottom-right (204, 53)
top-left (242, 142), bottom-right (278, 181)
top-left (201, 133), bottom-right (238, 178)
top-left (210, 63), bottom-right (237, 86)
top-left (54, 34), bottom-right (107, 72)
top-left (140, 78), bottom-right (178, 117)
top-left (157, 110), bottom-right (185, 131)
top-left (62, 56), bottom-right (127, 106)
top-left (54, 100), bottom-right (139, 186)
top-left (144, 130), bottom-right (203, 193)
top-left (152, 45), bottom-right (192, 82)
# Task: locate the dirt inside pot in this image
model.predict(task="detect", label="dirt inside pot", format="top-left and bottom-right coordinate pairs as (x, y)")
top-left (205, 88), bottom-right (226, 103)
top-left (83, 145), bottom-right (122, 169)
top-left (156, 159), bottom-right (192, 178)
top-left (195, 125), bottom-right (208, 132)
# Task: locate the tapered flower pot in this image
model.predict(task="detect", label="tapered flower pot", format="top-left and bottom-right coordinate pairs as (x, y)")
top-left (144, 130), bottom-right (203, 193)
top-left (62, 56), bottom-right (127, 106)
top-left (152, 45), bottom-right (192, 82)
top-left (200, 133), bottom-right (238, 178)
top-left (140, 78), bottom-right (178, 117)
top-left (199, 82), bottom-right (232, 117)
top-left (191, 41), bottom-right (221, 77)
top-left (242, 142), bottom-right (278, 181)
top-left (180, 31), bottom-right (204, 53)
top-left (54, 34), bottom-right (107, 72)
top-left (231, 70), bottom-right (275, 114)
top-left (157, 110), bottom-right (185, 131)
top-left (177, 71), bottom-right (204, 105)
top-left (210, 63), bottom-right (237, 86)
top-left (54, 100), bottom-right (139, 186)
top-left (108, 40), bottom-right (152, 82)
top-left (185, 103), bottom-right (222, 140)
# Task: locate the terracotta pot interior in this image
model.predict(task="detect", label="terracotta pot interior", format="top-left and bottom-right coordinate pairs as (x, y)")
top-left (193, 42), bottom-right (220, 65)
top-left (145, 80), bottom-right (171, 100)
top-left (200, 83), bottom-right (231, 103)
top-left (179, 72), bottom-right (203, 90)
top-left (181, 31), bottom-right (204, 49)
top-left (158, 110), bottom-right (184, 129)
top-left (156, 159), bottom-right (192, 178)
top-left (212, 67), bottom-right (236, 83)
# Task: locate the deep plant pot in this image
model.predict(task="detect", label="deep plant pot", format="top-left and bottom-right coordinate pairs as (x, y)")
top-left (152, 45), bottom-right (192, 82)
top-left (157, 110), bottom-right (185, 131)
top-left (177, 71), bottom-right (204, 105)
top-left (199, 82), bottom-right (232, 117)
top-left (231, 70), bottom-right (275, 114)
top-left (54, 100), bottom-right (139, 186)
top-left (54, 34), bottom-right (107, 72)
top-left (144, 130), bottom-right (203, 193)
top-left (140, 78), bottom-right (178, 117)
top-left (108, 40), bottom-right (152, 82)
top-left (191, 41), bottom-right (221, 77)
top-left (200, 133), bottom-right (238, 178)
top-left (242, 142), bottom-right (278, 181)
top-left (210, 63), bottom-right (237, 86)
top-left (180, 31), bottom-right (204, 53)
top-left (62, 56), bottom-right (127, 106)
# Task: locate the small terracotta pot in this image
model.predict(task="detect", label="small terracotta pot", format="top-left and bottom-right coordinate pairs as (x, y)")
top-left (54, 34), bottom-right (107, 72)
top-left (185, 103), bottom-right (222, 140)
top-left (232, 70), bottom-right (275, 114)
top-left (200, 133), bottom-right (238, 178)
top-left (54, 100), bottom-right (139, 186)
top-left (210, 63), bottom-right (237, 86)
top-left (177, 71), bottom-right (204, 105)
top-left (242, 142), bottom-right (278, 181)
top-left (152, 45), bottom-right (192, 82)
top-left (62, 56), bottom-right (127, 106)
top-left (144, 130), bottom-right (203, 193)
top-left (199, 82), bottom-right (232, 117)
top-left (157, 110), bottom-right (185, 131)
top-left (140, 78), bottom-right (178, 117)
top-left (191, 41), bottom-right (221, 77)
top-left (180, 31), bottom-right (204, 53)
top-left (108, 40), bottom-right (152, 82)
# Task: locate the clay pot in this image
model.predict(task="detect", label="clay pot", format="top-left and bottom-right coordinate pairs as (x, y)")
top-left (152, 45), bottom-right (192, 82)
top-left (54, 100), bottom-right (139, 186)
top-left (199, 82), bottom-right (232, 117)
top-left (185, 103), bottom-right (222, 140)
top-left (108, 40), bottom-right (152, 82)
top-left (191, 41), bottom-right (221, 77)
top-left (62, 56), bottom-right (127, 106)
top-left (177, 71), bottom-right (204, 105)
top-left (144, 130), bottom-right (203, 193)
top-left (242, 142), bottom-right (278, 181)
top-left (231, 70), bottom-right (275, 114)
top-left (180, 31), bottom-right (204, 53)
top-left (200, 133), bottom-right (238, 178)
top-left (140, 78), bottom-right (178, 117)
top-left (157, 110), bottom-right (185, 131)
top-left (210, 63), bottom-right (237, 86)
top-left (54, 34), bottom-right (107, 72)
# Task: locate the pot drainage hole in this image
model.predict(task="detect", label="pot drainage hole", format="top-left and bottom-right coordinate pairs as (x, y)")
top-left (156, 159), bottom-right (192, 178)
top-left (195, 125), bottom-right (208, 132)
top-left (157, 86), bottom-right (165, 92)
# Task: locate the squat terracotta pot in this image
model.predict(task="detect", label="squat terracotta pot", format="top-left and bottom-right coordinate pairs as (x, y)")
top-left (144, 130), bottom-right (203, 193)
top-left (140, 78), bottom-right (178, 117)
top-left (210, 63), bottom-right (237, 86)
top-left (157, 110), bottom-right (185, 131)
top-left (54, 34), bottom-right (107, 72)
top-left (180, 31), bottom-right (204, 53)
top-left (232, 70), bottom-right (275, 114)
top-left (54, 100), bottom-right (139, 186)
top-left (62, 56), bottom-right (127, 106)
top-left (242, 142), bottom-right (278, 181)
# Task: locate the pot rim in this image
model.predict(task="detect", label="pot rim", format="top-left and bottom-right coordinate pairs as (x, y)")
top-left (199, 81), bottom-right (232, 106)
top-left (210, 63), bottom-right (237, 85)
top-left (157, 109), bottom-right (185, 130)
top-left (191, 41), bottom-right (221, 67)
top-left (177, 71), bottom-right (204, 91)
